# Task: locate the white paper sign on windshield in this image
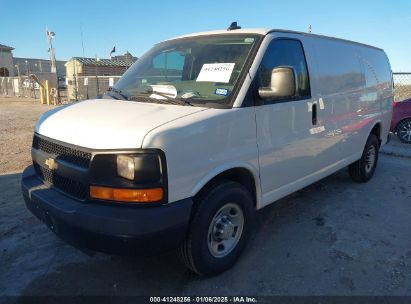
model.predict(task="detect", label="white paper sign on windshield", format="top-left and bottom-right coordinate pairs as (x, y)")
top-left (196, 63), bottom-right (235, 83)
top-left (150, 84), bottom-right (178, 99)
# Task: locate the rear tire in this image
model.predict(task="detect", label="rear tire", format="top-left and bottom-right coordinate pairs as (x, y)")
top-left (178, 180), bottom-right (255, 276)
top-left (396, 118), bottom-right (411, 144)
top-left (348, 134), bottom-right (379, 183)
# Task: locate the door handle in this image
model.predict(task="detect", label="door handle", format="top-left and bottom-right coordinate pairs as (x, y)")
top-left (312, 103), bottom-right (317, 125)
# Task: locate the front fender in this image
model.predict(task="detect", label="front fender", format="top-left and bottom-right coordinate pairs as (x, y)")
top-left (190, 162), bottom-right (262, 209)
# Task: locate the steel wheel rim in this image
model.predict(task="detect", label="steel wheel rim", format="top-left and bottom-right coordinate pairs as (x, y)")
top-left (399, 121), bottom-right (411, 143)
top-left (365, 145), bottom-right (376, 173)
top-left (207, 203), bottom-right (244, 258)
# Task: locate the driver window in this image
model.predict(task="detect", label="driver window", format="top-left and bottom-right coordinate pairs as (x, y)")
top-left (259, 39), bottom-right (311, 98)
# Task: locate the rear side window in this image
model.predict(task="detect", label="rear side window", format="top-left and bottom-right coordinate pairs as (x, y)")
top-left (359, 50), bottom-right (392, 89)
top-left (258, 39), bottom-right (311, 99)
top-left (314, 41), bottom-right (365, 95)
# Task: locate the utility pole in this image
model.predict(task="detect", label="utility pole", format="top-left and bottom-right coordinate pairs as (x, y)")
top-left (46, 28), bottom-right (60, 102)
top-left (46, 28), bottom-right (57, 73)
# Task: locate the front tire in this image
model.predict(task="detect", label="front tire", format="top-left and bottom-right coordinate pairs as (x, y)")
top-left (348, 133), bottom-right (379, 183)
top-left (179, 180), bottom-right (255, 276)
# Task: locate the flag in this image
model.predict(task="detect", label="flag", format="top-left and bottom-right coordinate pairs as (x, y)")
top-left (109, 46), bottom-right (116, 57)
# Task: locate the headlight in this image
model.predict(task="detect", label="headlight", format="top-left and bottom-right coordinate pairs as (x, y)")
top-left (116, 154), bottom-right (162, 182)
top-left (90, 151), bottom-right (166, 204)
top-left (117, 155), bottom-right (135, 180)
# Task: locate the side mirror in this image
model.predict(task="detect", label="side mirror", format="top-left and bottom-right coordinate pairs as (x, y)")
top-left (258, 66), bottom-right (296, 99)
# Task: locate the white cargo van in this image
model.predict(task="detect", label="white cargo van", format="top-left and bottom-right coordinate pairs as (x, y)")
top-left (22, 24), bottom-right (393, 275)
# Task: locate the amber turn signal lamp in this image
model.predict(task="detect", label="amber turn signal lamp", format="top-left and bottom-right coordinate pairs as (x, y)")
top-left (90, 186), bottom-right (163, 203)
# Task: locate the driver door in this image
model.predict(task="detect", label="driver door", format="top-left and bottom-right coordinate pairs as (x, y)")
top-left (255, 38), bottom-right (322, 204)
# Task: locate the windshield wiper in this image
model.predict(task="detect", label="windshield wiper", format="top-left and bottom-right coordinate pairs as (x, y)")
top-left (106, 87), bottom-right (128, 100)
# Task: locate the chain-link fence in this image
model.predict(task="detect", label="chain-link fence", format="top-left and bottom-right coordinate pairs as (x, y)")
top-left (0, 75), bottom-right (115, 102)
top-left (67, 76), bottom-right (121, 101)
top-left (0, 73), bottom-right (61, 100)
top-left (393, 73), bottom-right (411, 102)
top-left (0, 76), bottom-right (40, 98)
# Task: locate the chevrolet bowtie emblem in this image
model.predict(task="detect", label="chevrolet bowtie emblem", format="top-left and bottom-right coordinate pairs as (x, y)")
top-left (45, 158), bottom-right (58, 170)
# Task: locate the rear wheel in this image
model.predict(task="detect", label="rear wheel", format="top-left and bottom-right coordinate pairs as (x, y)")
top-left (348, 134), bottom-right (379, 183)
top-left (178, 180), bottom-right (254, 276)
top-left (397, 118), bottom-right (411, 144)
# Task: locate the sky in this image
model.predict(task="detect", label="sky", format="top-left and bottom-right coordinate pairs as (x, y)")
top-left (1, 0), bottom-right (411, 71)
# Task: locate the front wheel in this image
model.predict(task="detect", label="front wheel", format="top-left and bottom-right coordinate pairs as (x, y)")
top-left (348, 133), bottom-right (379, 183)
top-left (397, 118), bottom-right (411, 144)
top-left (178, 180), bottom-right (255, 276)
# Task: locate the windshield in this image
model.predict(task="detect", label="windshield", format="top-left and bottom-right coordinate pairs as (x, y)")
top-left (111, 34), bottom-right (261, 107)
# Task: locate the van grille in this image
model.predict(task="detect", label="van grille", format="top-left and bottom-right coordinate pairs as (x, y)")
top-left (33, 163), bottom-right (89, 200)
top-left (32, 135), bottom-right (92, 168)
top-left (32, 135), bottom-right (91, 200)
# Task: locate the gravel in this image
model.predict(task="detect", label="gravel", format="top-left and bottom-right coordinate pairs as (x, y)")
top-left (0, 97), bottom-right (56, 173)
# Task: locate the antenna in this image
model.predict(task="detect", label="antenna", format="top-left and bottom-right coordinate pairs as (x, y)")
top-left (227, 21), bottom-right (241, 31)
top-left (80, 24), bottom-right (86, 57)
top-left (308, 24), bottom-right (312, 33)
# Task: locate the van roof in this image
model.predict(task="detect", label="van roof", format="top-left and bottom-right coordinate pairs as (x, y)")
top-left (166, 28), bottom-right (383, 51)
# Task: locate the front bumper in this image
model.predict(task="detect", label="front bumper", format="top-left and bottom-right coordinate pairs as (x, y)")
top-left (21, 166), bottom-right (193, 255)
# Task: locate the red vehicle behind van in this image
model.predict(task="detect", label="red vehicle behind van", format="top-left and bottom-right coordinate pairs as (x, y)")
top-left (391, 98), bottom-right (411, 143)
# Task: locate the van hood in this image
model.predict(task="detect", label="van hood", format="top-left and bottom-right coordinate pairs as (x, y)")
top-left (35, 99), bottom-right (208, 149)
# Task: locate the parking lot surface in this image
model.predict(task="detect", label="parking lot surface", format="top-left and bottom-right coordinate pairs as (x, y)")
top-left (1, 98), bottom-right (411, 297)
top-left (1, 154), bottom-right (411, 296)
top-left (0, 97), bottom-right (55, 173)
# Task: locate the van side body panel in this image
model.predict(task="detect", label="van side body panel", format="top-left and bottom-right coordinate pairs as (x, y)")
top-left (311, 36), bottom-right (393, 161)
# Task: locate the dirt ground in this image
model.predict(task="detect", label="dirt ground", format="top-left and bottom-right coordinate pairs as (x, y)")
top-left (0, 97), bottom-right (56, 173)
top-left (1, 96), bottom-right (411, 297)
